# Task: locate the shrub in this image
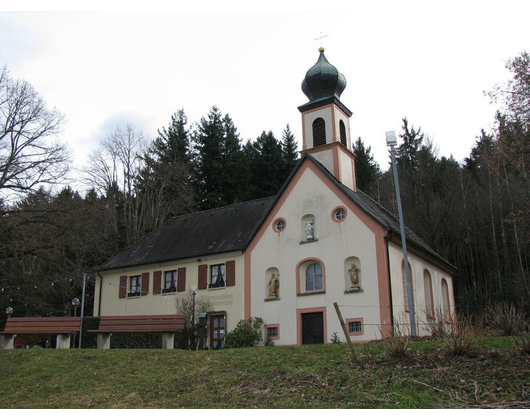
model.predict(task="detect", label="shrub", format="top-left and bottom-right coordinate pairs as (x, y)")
top-left (224, 317), bottom-right (264, 348)
top-left (381, 315), bottom-right (410, 357)
top-left (423, 308), bottom-right (450, 339)
top-left (485, 302), bottom-right (527, 336)
top-left (442, 313), bottom-right (482, 355)
top-left (512, 327), bottom-right (530, 354)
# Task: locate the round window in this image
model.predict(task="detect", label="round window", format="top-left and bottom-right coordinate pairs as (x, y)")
top-left (274, 219), bottom-right (286, 232)
top-left (334, 208), bottom-right (346, 221)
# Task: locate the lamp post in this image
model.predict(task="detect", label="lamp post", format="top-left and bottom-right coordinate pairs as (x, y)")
top-left (190, 286), bottom-right (198, 328)
top-left (72, 298), bottom-right (80, 317)
top-left (190, 286), bottom-right (198, 350)
top-left (386, 130), bottom-right (417, 336)
top-left (6, 307), bottom-right (13, 319)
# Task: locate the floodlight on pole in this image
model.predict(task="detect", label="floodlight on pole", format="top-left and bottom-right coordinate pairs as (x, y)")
top-left (386, 130), bottom-right (417, 336)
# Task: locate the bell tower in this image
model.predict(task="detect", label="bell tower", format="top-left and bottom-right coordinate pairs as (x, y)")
top-left (298, 48), bottom-right (357, 191)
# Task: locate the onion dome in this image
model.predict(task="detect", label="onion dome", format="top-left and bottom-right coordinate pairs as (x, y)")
top-left (301, 47), bottom-right (347, 103)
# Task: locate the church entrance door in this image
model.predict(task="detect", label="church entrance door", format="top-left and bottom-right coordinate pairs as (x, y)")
top-left (301, 312), bottom-right (324, 344)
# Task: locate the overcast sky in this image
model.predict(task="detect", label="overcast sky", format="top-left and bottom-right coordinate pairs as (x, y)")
top-left (1, 2), bottom-right (529, 190)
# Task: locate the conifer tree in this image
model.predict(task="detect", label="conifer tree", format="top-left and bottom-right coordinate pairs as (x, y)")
top-left (352, 137), bottom-right (380, 192)
top-left (281, 124), bottom-right (299, 176)
top-left (396, 118), bottom-right (424, 171)
top-left (136, 109), bottom-right (196, 234)
top-left (191, 106), bottom-right (247, 210)
top-left (246, 131), bottom-right (287, 199)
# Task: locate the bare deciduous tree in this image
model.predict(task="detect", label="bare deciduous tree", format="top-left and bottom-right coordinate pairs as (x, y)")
top-left (0, 66), bottom-right (69, 201)
top-left (82, 124), bottom-right (148, 245)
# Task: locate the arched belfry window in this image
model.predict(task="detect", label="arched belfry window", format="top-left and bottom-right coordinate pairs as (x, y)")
top-left (339, 120), bottom-right (347, 147)
top-left (312, 118), bottom-right (326, 147)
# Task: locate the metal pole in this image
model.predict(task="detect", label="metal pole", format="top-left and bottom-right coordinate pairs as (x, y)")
top-left (389, 144), bottom-right (417, 336)
top-left (78, 273), bottom-right (87, 349)
top-left (333, 302), bottom-right (356, 361)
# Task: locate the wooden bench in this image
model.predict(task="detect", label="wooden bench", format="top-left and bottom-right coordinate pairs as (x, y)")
top-left (0, 317), bottom-right (82, 350)
top-left (89, 315), bottom-right (185, 349)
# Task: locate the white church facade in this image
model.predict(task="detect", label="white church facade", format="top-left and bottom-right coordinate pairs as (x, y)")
top-left (93, 48), bottom-right (456, 347)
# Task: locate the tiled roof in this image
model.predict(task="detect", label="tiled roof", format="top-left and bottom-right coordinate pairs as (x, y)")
top-left (97, 196), bottom-right (275, 271)
top-left (304, 154), bottom-right (456, 271)
top-left (98, 153), bottom-right (454, 273)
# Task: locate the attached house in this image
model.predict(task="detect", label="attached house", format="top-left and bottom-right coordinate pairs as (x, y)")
top-left (94, 48), bottom-right (456, 347)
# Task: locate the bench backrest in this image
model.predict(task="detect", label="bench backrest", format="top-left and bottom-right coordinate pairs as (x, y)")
top-left (96, 315), bottom-right (185, 333)
top-left (2, 317), bottom-right (82, 334)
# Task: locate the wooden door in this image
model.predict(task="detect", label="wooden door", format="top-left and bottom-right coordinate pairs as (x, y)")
top-left (210, 315), bottom-right (225, 349)
top-left (302, 312), bottom-right (324, 344)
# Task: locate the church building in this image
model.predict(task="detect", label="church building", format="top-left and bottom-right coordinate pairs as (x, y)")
top-left (94, 48), bottom-right (456, 347)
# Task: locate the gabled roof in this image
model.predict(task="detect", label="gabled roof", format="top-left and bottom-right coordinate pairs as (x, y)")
top-left (97, 196), bottom-right (275, 272)
top-left (251, 153), bottom-right (455, 273)
top-left (299, 154), bottom-right (456, 272)
top-left (98, 153), bottom-right (455, 274)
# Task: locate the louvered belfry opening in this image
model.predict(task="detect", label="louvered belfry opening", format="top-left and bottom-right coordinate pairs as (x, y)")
top-left (340, 120), bottom-right (347, 147)
top-left (312, 118), bottom-right (326, 147)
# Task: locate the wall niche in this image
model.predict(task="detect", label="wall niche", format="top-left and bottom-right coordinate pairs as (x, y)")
top-left (301, 214), bottom-right (316, 243)
top-left (265, 267), bottom-right (280, 301)
top-left (344, 257), bottom-right (362, 293)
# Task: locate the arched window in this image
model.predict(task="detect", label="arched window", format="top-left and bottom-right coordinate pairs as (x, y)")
top-left (312, 118), bottom-right (326, 147)
top-left (305, 263), bottom-right (323, 292)
top-left (297, 258), bottom-right (326, 295)
top-left (423, 270), bottom-right (434, 318)
top-left (441, 279), bottom-right (451, 321)
top-left (339, 120), bottom-right (347, 146)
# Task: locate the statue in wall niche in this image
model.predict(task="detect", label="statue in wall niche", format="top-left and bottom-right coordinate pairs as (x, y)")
top-left (268, 273), bottom-right (280, 299)
top-left (305, 218), bottom-right (315, 241)
top-left (348, 263), bottom-right (360, 290)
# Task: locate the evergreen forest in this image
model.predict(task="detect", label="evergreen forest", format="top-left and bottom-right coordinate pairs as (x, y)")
top-left (0, 52), bottom-right (529, 326)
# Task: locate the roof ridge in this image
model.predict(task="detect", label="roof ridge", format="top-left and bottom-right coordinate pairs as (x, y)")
top-left (163, 196), bottom-right (275, 223)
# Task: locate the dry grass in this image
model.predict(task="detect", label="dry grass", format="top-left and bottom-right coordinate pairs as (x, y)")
top-left (0, 335), bottom-right (529, 409)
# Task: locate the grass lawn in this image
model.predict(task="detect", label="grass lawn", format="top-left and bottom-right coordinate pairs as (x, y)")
top-left (0, 337), bottom-right (529, 409)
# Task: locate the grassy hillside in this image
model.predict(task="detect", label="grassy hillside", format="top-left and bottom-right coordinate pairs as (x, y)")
top-left (1, 337), bottom-right (529, 409)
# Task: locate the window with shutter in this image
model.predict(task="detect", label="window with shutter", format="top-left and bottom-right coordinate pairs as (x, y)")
top-left (128, 275), bottom-right (141, 297)
top-left (226, 260), bottom-right (236, 287)
top-left (210, 264), bottom-right (226, 288)
top-left (163, 270), bottom-right (177, 293)
top-left (198, 264), bottom-right (208, 289)
top-left (153, 271), bottom-right (162, 294)
top-left (119, 275), bottom-right (127, 299)
top-left (141, 272), bottom-right (149, 296)
top-left (177, 267), bottom-right (187, 292)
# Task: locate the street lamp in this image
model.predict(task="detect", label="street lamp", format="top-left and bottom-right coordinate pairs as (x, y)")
top-left (386, 130), bottom-right (417, 336)
top-left (6, 307), bottom-right (13, 319)
top-left (190, 286), bottom-right (198, 350)
top-left (71, 298), bottom-right (80, 317)
top-left (190, 286), bottom-right (198, 328)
